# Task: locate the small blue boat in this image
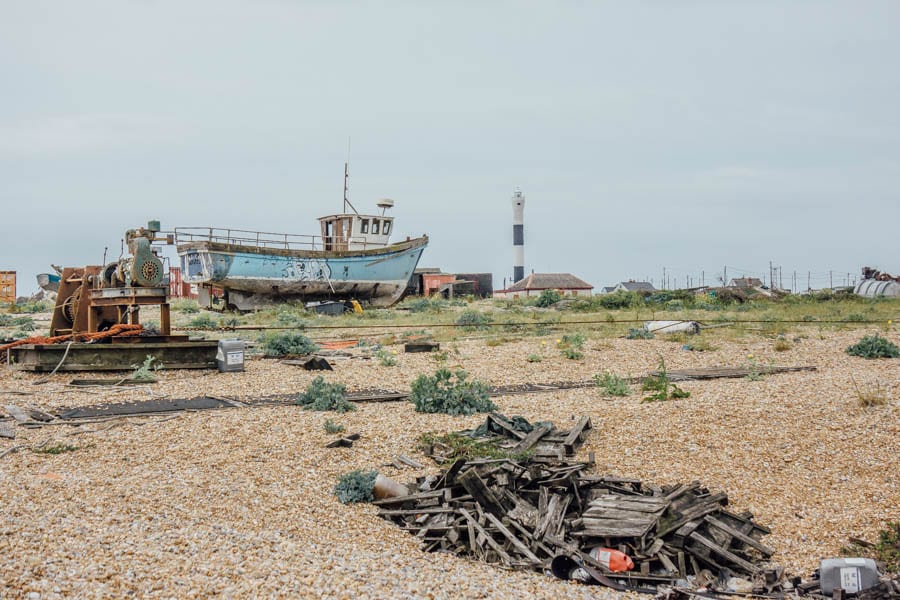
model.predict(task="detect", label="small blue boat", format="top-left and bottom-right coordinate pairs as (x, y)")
top-left (175, 198), bottom-right (428, 310)
top-left (36, 271), bottom-right (61, 292)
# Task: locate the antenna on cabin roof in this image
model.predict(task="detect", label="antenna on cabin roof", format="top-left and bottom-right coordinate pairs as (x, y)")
top-left (343, 138), bottom-right (359, 215)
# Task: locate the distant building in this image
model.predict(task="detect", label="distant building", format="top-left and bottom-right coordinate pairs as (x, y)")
top-left (599, 286), bottom-right (617, 295)
top-left (727, 277), bottom-right (763, 289)
top-left (608, 280), bottom-right (656, 293)
top-left (408, 269), bottom-right (493, 299)
top-left (494, 272), bottom-right (593, 299)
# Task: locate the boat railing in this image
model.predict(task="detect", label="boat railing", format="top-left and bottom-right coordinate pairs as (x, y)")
top-left (174, 227), bottom-right (389, 251)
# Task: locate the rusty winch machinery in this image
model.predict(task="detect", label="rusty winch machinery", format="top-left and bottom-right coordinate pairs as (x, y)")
top-left (50, 220), bottom-right (175, 337)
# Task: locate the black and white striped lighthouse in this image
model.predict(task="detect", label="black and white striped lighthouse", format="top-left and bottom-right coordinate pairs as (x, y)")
top-left (512, 188), bottom-right (525, 283)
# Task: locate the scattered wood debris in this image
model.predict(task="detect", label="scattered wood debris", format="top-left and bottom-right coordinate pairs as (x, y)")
top-left (0, 421), bottom-right (15, 440)
top-left (405, 341), bottom-right (440, 353)
top-left (326, 433), bottom-right (361, 448)
top-left (283, 357), bottom-right (333, 370)
top-left (378, 414), bottom-right (777, 592)
top-left (69, 378), bottom-right (155, 386)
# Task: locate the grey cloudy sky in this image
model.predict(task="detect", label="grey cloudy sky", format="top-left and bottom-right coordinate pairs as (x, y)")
top-left (2, 1), bottom-right (898, 295)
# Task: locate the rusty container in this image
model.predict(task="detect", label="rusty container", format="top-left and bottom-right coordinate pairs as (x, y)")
top-left (0, 271), bottom-right (16, 305)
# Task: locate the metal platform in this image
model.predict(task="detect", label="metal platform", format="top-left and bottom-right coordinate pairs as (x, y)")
top-left (7, 341), bottom-right (218, 372)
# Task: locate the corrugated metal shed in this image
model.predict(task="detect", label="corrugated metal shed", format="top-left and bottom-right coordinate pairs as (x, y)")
top-left (854, 279), bottom-right (900, 298)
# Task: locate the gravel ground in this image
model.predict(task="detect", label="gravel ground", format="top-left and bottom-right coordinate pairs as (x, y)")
top-left (1, 327), bottom-right (898, 599)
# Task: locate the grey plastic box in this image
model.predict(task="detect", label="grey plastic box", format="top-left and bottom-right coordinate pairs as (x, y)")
top-left (820, 558), bottom-right (879, 595)
top-left (216, 339), bottom-right (245, 373)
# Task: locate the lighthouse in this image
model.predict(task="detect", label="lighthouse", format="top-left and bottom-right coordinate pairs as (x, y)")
top-left (512, 188), bottom-right (525, 283)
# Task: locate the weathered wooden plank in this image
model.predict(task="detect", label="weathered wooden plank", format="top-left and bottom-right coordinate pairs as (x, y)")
top-left (572, 520), bottom-right (655, 538)
top-left (457, 469), bottom-right (506, 516)
top-left (485, 414), bottom-right (527, 440)
top-left (532, 494), bottom-right (561, 541)
top-left (3, 405), bottom-right (31, 423)
top-left (511, 423), bottom-right (552, 454)
top-left (562, 416), bottom-right (592, 454)
top-left (588, 494), bottom-right (670, 513)
top-left (689, 531), bottom-right (760, 574)
top-left (372, 488), bottom-right (449, 506)
top-left (459, 508), bottom-right (513, 565)
top-left (482, 512), bottom-right (542, 563)
top-left (378, 507), bottom-right (458, 517)
top-left (582, 507), bottom-right (663, 522)
top-left (0, 421), bottom-right (15, 440)
top-left (657, 492), bottom-right (728, 537)
top-left (704, 516), bottom-right (775, 556)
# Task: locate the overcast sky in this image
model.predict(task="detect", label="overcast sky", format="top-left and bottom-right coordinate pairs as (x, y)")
top-left (2, 1), bottom-right (898, 295)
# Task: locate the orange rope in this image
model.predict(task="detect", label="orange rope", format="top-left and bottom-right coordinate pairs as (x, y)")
top-left (0, 323), bottom-right (143, 354)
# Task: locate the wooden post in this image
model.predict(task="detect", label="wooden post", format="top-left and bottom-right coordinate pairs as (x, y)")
top-left (160, 303), bottom-right (171, 336)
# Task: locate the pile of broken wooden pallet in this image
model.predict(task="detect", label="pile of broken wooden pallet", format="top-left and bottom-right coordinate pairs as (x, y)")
top-left (377, 414), bottom-right (775, 589)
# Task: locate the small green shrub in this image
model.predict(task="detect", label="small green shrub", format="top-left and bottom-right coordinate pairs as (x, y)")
top-left (745, 355), bottom-right (764, 381)
top-left (0, 315), bottom-right (34, 328)
top-left (323, 419), bottom-right (345, 434)
top-left (375, 348), bottom-right (398, 366)
top-left (334, 469), bottom-right (377, 504)
top-left (594, 372), bottom-right (630, 396)
top-left (561, 348), bottom-right (584, 360)
top-left (557, 332), bottom-right (586, 360)
top-left (189, 313), bottom-right (218, 328)
top-left (275, 309), bottom-right (306, 327)
top-left (642, 357), bottom-right (690, 402)
top-left (410, 368), bottom-right (495, 415)
top-left (626, 328), bottom-right (654, 340)
top-left (296, 376), bottom-right (355, 412)
top-left (683, 339), bottom-right (716, 352)
top-left (171, 299), bottom-right (200, 313)
top-left (846, 313), bottom-right (867, 322)
top-left (596, 291), bottom-right (641, 309)
top-left (456, 310), bottom-right (491, 331)
top-left (851, 377), bottom-right (891, 408)
top-left (260, 331), bottom-right (319, 357)
top-left (34, 443), bottom-right (80, 455)
top-left (404, 297), bottom-right (447, 313)
top-left (534, 289), bottom-right (562, 308)
top-left (14, 300), bottom-right (53, 313)
top-left (846, 335), bottom-right (899, 359)
top-left (666, 300), bottom-right (684, 311)
top-left (526, 354), bottom-right (543, 363)
top-left (774, 338), bottom-right (792, 352)
top-left (841, 521), bottom-right (900, 573)
top-left (131, 355), bottom-right (161, 381)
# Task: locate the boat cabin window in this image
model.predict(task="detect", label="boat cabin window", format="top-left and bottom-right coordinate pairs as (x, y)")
top-left (360, 219), bottom-right (369, 234)
top-left (382, 220), bottom-right (392, 235)
top-left (371, 220), bottom-right (380, 234)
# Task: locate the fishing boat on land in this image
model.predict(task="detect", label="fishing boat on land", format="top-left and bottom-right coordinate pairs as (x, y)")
top-left (175, 177), bottom-right (428, 310)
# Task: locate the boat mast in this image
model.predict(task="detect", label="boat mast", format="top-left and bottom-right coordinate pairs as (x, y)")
top-left (343, 137), bottom-right (359, 214)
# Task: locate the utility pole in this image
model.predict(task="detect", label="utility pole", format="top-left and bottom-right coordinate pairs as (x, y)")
top-left (808, 271), bottom-right (811, 292)
top-left (723, 266), bottom-right (727, 287)
top-left (701, 271), bottom-right (705, 286)
top-left (769, 261), bottom-right (773, 288)
top-left (830, 270), bottom-right (833, 289)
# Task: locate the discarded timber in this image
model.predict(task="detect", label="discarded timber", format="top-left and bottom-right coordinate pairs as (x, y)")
top-left (377, 430), bottom-right (775, 588)
top-left (404, 341), bottom-right (440, 353)
top-left (8, 341), bottom-right (218, 372)
top-left (325, 433), bottom-right (361, 448)
top-left (69, 378), bottom-right (155, 386)
top-left (283, 357), bottom-right (333, 370)
top-left (661, 365), bottom-right (816, 382)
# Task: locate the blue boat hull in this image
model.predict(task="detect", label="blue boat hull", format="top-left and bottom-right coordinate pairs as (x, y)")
top-left (177, 236), bottom-right (428, 310)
